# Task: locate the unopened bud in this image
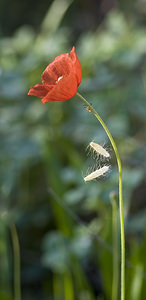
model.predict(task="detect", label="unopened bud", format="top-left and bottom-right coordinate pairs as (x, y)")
top-left (84, 166), bottom-right (109, 182)
top-left (90, 142), bottom-right (110, 158)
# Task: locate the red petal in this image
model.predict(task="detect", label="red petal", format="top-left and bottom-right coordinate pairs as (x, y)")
top-left (69, 46), bottom-right (82, 86)
top-left (41, 73), bottom-right (77, 104)
top-left (28, 47), bottom-right (82, 103)
top-left (42, 53), bottom-right (73, 85)
top-left (28, 84), bottom-right (53, 98)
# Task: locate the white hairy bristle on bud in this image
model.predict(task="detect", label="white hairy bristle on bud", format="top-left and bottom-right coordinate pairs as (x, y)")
top-left (84, 165), bottom-right (109, 182)
top-left (89, 142), bottom-right (110, 158)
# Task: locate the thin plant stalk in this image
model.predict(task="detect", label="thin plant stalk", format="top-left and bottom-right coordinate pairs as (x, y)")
top-left (76, 92), bottom-right (125, 300)
top-left (64, 272), bottom-right (74, 300)
top-left (110, 192), bottom-right (119, 300)
top-left (10, 223), bottom-right (21, 300)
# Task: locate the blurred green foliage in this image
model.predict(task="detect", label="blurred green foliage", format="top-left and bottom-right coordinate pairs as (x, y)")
top-left (0, 1), bottom-right (146, 299)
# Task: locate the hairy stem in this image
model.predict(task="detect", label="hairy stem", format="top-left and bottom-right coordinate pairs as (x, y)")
top-left (76, 92), bottom-right (125, 300)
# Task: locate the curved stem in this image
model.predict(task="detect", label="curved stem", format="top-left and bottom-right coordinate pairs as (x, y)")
top-left (10, 223), bottom-right (21, 300)
top-left (110, 192), bottom-right (119, 300)
top-left (76, 92), bottom-right (125, 300)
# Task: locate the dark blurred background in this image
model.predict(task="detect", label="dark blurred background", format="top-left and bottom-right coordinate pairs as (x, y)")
top-left (1, 0), bottom-right (146, 37)
top-left (1, 0), bottom-right (115, 36)
top-left (0, 0), bottom-right (146, 299)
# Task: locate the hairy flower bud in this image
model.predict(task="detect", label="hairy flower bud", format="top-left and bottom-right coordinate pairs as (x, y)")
top-left (84, 166), bottom-right (109, 181)
top-left (90, 142), bottom-right (110, 158)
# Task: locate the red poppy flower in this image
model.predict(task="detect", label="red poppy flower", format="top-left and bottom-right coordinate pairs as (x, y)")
top-left (28, 47), bottom-right (82, 104)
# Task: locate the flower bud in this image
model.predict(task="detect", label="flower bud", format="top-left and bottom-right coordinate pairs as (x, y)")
top-left (84, 166), bottom-right (109, 181)
top-left (90, 142), bottom-right (110, 158)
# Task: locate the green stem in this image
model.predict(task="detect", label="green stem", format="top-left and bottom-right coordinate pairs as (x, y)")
top-left (76, 92), bottom-right (125, 300)
top-left (10, 223), bottom-right (21, 300)
top-left (110, 192), bottom-right (119, 300)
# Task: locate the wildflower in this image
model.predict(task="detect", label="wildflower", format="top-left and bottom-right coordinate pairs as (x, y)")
top-left (28, 47), bottom-right (82, 104)
top-left (90, 142), bottom-right (110, 158)
top-left (84, 166), bottom-right (109, 182)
